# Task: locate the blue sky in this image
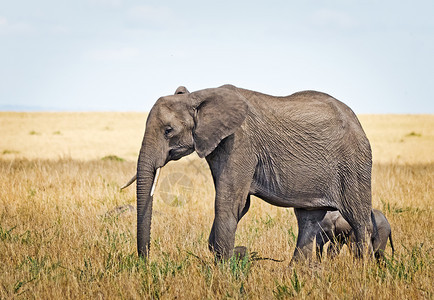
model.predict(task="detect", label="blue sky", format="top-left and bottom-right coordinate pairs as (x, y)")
top-left (0, 0), bottom-right (433, 113)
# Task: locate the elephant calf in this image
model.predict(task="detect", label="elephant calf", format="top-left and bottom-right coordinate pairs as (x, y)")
top-left (316, 209), bottom-right (394, 260)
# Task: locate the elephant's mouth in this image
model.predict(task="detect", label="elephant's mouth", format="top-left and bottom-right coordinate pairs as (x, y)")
top-left (168, 146), bottom-right (194, 162)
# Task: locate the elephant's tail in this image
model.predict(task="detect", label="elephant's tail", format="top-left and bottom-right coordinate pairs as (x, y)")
top-left (389, 231), bottom-right (395, 257)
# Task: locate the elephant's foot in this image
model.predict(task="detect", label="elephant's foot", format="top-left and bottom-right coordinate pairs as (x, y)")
top-left (211, 246), bottom-right (248, 263)
top-left (290, 246), bottom-right (313, 265)
top-left (233, 246), bottom-right (248, 259)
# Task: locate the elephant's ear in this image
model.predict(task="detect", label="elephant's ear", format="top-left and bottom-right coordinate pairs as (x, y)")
top-left (174, 86), bottom-right (189, 95)
top-left (190, 87), bottom-right (248, 158)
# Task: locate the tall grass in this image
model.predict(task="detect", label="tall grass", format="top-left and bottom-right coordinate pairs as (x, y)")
top-left (0, 113), bottom-right (433, 299)
top-left (1, 159), bottom-right (432, 299)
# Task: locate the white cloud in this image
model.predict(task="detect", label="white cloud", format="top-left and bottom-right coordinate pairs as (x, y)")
top-left (0, 17), bottom-right (7, 26)
top-left (88, 0), bottom-right (122, 7)
top-left (311, 9), bottom-right (357, 29)
top-left (51, 25), bottom-right (69, 34)
top-left (128, 5), bottom-right (174, 26)
top-left (0, 17), bottom-right (35, 35)
top-left (86, 47), bottom-right (141, 61)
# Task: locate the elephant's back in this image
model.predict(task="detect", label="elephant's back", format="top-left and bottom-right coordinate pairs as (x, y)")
top-left (285, 90), bottom-right (362, 128)
top-left (238, 88), bottom-right (363, 132)
top-left (240, 87), bottom-right (372, 171)
top-left (279, 90), bottom-right (370, 156)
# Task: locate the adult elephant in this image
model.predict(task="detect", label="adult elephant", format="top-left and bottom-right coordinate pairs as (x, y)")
top-left (125, 84), bottom-right (373, 262)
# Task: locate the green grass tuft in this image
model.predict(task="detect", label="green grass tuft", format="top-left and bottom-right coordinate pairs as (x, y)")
top-left (101, 155), bottom-right (125, 162)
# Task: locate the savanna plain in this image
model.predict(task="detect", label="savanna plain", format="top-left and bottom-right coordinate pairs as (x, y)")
top-left (0, 112), bottom-right (433, 299)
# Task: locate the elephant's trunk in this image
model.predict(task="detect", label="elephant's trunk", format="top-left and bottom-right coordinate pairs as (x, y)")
top-left (136, 149), bottom-right (158, 258)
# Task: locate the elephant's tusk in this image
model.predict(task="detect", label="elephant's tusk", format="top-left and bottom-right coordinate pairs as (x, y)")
top-left (150, 168), bottom-right (160, 196)
top-left (120, 174), bottom-right (137, 190)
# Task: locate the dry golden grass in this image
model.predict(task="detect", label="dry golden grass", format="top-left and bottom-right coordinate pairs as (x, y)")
top-left (0, 112), bottom-right (433, 299)
top-left (0, 112), bottom-right (147, 161)
top-left (359, 115), bottom-right (434, 164)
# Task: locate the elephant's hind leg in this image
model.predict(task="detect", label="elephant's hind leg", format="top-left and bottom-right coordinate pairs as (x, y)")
top-left (292, 209), bottom-right (327, 263)
top-left (339, 195), bottom-right (373, 258)
top-left (336, 158), bottom-right (373, 258)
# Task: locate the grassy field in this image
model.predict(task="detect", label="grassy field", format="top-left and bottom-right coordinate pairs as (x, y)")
top-left (0, 112), bottom-right (433, 299)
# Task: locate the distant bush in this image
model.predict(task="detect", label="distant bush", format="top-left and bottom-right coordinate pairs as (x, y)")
top-left (406, 131), bottom-right (422, 137)
top-left (2, 150), bottom-right (19, 155)
top-left (101, 155), bottom-right (125, 162)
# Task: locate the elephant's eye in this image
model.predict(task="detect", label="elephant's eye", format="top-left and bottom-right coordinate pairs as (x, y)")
top-left (164, 126), bottom-right (173, 136)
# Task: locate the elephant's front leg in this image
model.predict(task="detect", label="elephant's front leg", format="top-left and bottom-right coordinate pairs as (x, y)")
top-left (208, 194), bottom-right (251, 260)
top-left (208, 210), bottom-right (238, 260)
top-left (205, 145), bottom-right (255, 261)
top-left (292, 208), bottom-right (327, 263)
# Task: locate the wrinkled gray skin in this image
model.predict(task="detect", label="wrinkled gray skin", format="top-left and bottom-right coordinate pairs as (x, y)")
top-left (135, 84), bottom-right (372, 262)
top-left (316, 209), bottom-right (394, 260)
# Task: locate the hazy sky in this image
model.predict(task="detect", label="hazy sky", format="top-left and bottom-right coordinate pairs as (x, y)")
top-left (1, 0), bottom-right (433, 113)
